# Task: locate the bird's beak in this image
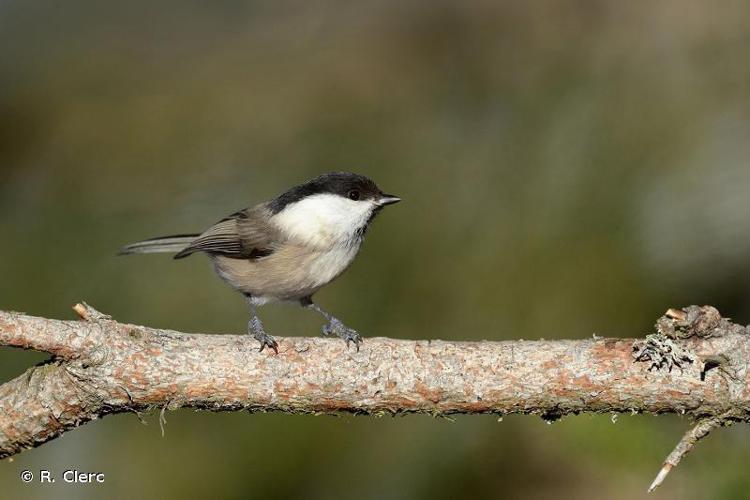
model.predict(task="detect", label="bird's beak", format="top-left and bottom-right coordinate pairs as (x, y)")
top-left (377, 194), bottom-right (401, 206)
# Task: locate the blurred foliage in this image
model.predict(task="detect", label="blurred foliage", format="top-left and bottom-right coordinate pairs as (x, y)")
top-left (2, 0), bottom-right (750, 498)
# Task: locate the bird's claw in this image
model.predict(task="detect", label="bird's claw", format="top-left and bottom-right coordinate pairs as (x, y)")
top-left (255, 333), bottom-right (279, 354)
top-left (322, 318), bottom-right (362, 351)
top-left (249, 318), bottom-right (278, 354)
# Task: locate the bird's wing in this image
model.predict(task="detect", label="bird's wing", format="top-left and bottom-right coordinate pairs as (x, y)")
top-left (174, 206), bottom-right (282, 259)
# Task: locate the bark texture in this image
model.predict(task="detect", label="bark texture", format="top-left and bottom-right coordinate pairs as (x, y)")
top-left (1, 303), bottom-right (749, 487)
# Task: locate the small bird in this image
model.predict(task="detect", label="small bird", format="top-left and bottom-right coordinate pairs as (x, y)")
top-left (120, 172), bottom-right (400, 352)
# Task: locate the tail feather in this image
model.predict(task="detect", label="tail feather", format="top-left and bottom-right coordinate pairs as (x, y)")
top-left (118, 234), bottom-right (199, 256)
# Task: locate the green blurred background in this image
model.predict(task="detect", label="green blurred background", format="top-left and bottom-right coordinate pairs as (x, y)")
top-left (2, 0), bottom-right (750, 498)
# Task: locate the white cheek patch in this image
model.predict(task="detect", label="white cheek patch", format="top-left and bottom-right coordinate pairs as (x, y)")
top-left (271, 193), bottom-right (374, 247)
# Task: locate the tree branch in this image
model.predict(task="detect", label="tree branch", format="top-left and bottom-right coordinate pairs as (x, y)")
top-left (1, 304), bottom-right (749, 491)
top-left (647, 414), bottom-right (732, 492)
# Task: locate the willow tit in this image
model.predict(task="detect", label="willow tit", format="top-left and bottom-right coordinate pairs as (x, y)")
top-left (120, 172), bottom-right (401, 352)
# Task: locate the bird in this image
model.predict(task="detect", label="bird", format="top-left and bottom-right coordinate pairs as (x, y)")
top-left (119, 172), bottom-right (401, 353)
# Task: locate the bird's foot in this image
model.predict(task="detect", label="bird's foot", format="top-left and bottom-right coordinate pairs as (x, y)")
top-left (248, 317), bottom-right (278, 353)
top-left (322, 318), bottom-right (362, 351)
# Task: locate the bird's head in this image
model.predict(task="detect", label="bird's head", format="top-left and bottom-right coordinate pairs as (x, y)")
top-left (269, 172), bottom-right (400, 246)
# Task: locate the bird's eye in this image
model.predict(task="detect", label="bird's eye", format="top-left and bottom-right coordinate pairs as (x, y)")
top-left (347, 190), bottom-right (360, 201)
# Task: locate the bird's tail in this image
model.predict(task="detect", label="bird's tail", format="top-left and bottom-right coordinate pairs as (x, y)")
top-left (118, 234), bottom-right (199, 256)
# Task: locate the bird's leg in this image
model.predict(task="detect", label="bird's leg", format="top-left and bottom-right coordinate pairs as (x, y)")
top-left (301, 299), bottom-right (362, 351)
top-left (246, 298), bottom-right (278, 353)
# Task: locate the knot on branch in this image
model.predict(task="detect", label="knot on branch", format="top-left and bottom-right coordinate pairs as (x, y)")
top-left (657, 305), bottom-right (723, 340)
top-left (632, 305), bottom-right (746, 373)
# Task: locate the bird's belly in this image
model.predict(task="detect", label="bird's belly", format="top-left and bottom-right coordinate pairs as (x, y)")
top-left (212, 243), bottom-right (360, 302)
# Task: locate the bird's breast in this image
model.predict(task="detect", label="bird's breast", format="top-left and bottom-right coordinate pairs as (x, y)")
top-left (307, 241), bottom-right (362, 286)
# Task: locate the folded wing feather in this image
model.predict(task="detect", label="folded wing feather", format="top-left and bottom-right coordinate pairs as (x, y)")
top-left (174, 206), bottom-right (281, 259)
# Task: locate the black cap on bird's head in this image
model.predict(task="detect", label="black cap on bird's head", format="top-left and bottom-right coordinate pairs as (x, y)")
top-left (268, 172), bottom-right (401, 214)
